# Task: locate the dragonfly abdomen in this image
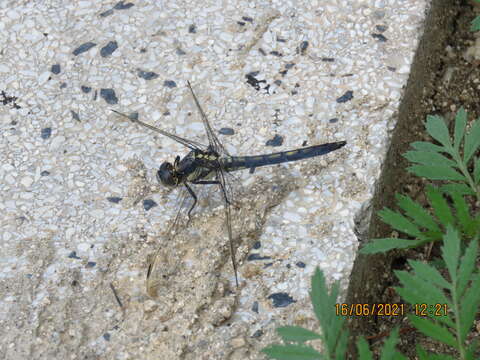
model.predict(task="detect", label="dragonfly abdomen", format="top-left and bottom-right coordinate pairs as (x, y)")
top-left (221, 141), bottom-right (346, 171)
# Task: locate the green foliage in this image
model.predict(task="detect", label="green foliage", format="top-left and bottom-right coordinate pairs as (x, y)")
top-left (471, 0), bottom-right (480, 32)
top-left (361, 109), bottom-right (480, 254)
top-left (359, 108), bottom-right (480, 359)
top-left (394, 226), bottom-right (480, 359)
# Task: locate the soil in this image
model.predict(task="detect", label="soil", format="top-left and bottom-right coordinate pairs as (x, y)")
top-left (345, 0), bottom-right (480, 358)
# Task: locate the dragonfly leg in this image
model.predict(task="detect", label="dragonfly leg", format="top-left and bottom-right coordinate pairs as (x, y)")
top-left (192, 180), bottom-right (220, 185)
top-left (193, 180), bottom-right (235, 206)
top-left (184, 183), bottom-right (198, 220)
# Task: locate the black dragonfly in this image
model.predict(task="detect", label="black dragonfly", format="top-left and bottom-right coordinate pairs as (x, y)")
top-left (112, 81), bottom-right (346, 293)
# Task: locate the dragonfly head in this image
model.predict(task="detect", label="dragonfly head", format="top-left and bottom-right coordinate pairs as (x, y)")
top-left (157, 161), bottom-right (177, 187)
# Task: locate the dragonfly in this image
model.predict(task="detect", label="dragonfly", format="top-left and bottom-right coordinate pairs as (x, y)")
top-left (112, 81), bottom-right (346, 293)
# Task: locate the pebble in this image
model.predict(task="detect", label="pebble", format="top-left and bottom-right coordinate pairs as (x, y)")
top-left (100, 89), bottom-right (118, 104)
top-left (50, 136), bottom-right (65, 149)
top-left (41, 128), bottom-right (52, 139)
top-left (20, 176), bottom-right (34, 188)
top-left (100, 41), bottom-right (118, 57)
top-left (72, 42), bottom-right (97, 56)
top-left (267, 293), bottom-right (296, 308)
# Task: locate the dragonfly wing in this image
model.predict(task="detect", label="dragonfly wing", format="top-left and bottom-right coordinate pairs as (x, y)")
top-left (215, 167), bottom-right (239, 287)
top-left (111, 109), bottom-right (207, 151)
top-left (146, 186), bottom-right (193, 297)
top-left (186, 81), bottom-right (230, 156)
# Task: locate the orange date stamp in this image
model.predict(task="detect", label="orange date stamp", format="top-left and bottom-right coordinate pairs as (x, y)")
top-left (335, 303), bottom-right (405, 316)
top-left (335, 303), bottom-right (449, 317)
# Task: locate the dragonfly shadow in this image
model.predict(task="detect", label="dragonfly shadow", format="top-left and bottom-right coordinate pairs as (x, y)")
top-left (145, 170), bottom-right (297, 305)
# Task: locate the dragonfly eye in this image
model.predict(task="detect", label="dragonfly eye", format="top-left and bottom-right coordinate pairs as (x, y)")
top-left (157, 162), bottom-right (176, 186)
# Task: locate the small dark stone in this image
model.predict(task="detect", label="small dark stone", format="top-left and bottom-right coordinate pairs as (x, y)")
top-left (336, 90), bottom-right (353, 103)
top-left (219, 127), bottom-right (234, 135)
top-left (264, 83), bottom-right (271, 94)
top-left (143, 199), bottom-right (157, 211)
top-left (245, 72), bottom-right (266, 91)
top-left (81, 85), bottom-right (92, 93)
top-left (267, 292), bottom-right (296, 308)
top-left (163, 111), bottom-right (170, 116)
top-left (40, 170), bottom-right (50, 176)
top-left (302, 140), bottom-right (308, 146)
top-left (247, 254), bottom-right (271, 261)
top-left (371, 33), bottom-right (387, 42)
top-left (163, 80), bottom-right (177, 88)
top-left (329, 118), bottom-right (339, 123)
top-left (114, 1), bottom-right (134, 10)
top-left (269, 50), bottom-right (282, 57)
top-left (285, 63), bottom-right (295, 69)
top-left (296, 261), bottom-right (306, 268)
top-left (86, 261), bottom-right (96, 268)
top-left (251, 301), bottom-right (259, 313)
top-left (100, 41), bottom-right (118, 57)
top-left (1, 91), bottom-right (20, 108)
top-left (72, 42), bottom-right (96, 56)
top-left (286, 263), bottom-right (291, 269)
top-left (103, 333), bottom-right (111, 341)
top-left (387, 66), bottom-right (396, 72)
top-left (41, 127), bottom-right (52, 139)
top-left (107, 197), bottom-right (122, 204)
top-left (51, 64), bottom-right (61, 74)
top-left (273, 79), bottom-right (282, 86)
top-left (251, 330), bottom-right (263, 338)
top-left (258, 48), bottom-right (266, 56)
top-left (100, 88), bottom-right (118, 104)
top-left (321, 57), bottom-right (335, 62)
top-left (276, 37), bottom-right (286, 43)
top-left (237, 21), bottom-right (245, 26)
top-left (71, 110), bottom-right (80, 122)
top-left (266, 134), bottom-right (283, 147)
top-left (93, 90), bottom-right (98, 101)
top-left (99, 9), bottom-right (114, 17)
top-left (188, 24), bottom-right (196, 33)
top-left (68, 251), bottom-right (81, 259)
top-left (279, 69), bottom-right (288, 77)
top-left (375, 24), bottom-right (387, 32)
top-left (242, 16), bottom-right (253, 23)
top-left (138, 70), bottom-right (159, 80)
top-left (140, 48), bottom-right (147, 53)
top-left (60, 82), bottom-right (67, 89)
top-left (176, 47), bottom-right (186, 55)
top-left (253, 241), bottom-right (261, 249)
top-left (263, 263), bottom-right (273, 268)
top-left (298, 40), bottom-right (309, 55)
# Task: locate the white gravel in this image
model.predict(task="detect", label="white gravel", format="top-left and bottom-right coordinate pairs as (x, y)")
top-left (0, 0), bottom-right (427, 359)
